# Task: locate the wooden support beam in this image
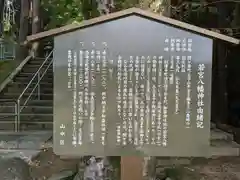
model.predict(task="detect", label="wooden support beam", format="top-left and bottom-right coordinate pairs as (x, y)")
top-left (121, 156), bottom-right (143, 180)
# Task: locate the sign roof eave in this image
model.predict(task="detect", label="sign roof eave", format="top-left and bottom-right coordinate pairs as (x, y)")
top-left (27, 7), bottom-right (240, 44)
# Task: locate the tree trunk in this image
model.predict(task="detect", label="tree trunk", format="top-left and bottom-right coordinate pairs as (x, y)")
top-left (0, 0), bottom-right (4, 37)
top-left (214, 2), bottom-right (232, 125)
top-left (16, 0), bottom-right (30, 61)
top-left (13, 0), bottom-right (21, 40)
top-left (31, 0), bottom-right (40, 57)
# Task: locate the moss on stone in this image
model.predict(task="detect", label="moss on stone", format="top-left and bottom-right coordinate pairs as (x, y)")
top-left (0, 60), bottom-right (18, 84)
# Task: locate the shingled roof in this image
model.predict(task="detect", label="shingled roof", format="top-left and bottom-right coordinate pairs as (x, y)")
top-left (27, 7), bottom-right (240, 44)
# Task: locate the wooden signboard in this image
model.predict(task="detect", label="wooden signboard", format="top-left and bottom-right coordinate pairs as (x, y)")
top-left (52, 13), bottom-right (213, 157)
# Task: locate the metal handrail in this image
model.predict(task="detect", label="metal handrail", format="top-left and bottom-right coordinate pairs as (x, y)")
top-left (16, 50), bottom-right (53, 128)
top-left (13, 50), bottom-right (53, 131)
top-left (18, 51), bottom-right (53, 100)
top-left (0, 99), bottom-right (18, 131)
top-left (0, 51), bottom-right (53, 132)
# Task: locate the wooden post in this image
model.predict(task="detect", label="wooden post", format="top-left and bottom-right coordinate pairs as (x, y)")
top-left (216, 42), bottom-right (228, 124)
top-left (121, 156), bottom-right (143, 180)
top-left (0, 0), bottom-right (4, 36)
top-left (17, 0), bottom-right (30, 61)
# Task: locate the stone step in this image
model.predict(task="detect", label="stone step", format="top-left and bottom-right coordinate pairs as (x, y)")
top-left (0, 105), bottom-right (53, 114)
top-left (14, 76), bottom-right (53, 81)
top-left (17, 72), bottom-right (53, 78)
top-left (210, 139), bottom-right (240, 156)
top-left (28, 57), bottom-right (52, 61)
top-left (26, 59), bottom-right (52, 65)
top-left (2, 93), bottom-right (53, 100)
top-left (21, 66), bottom-right (53, 71)
top-left (0, 113), bottom-right (53, 118)
top-left (210, 128), bottom-right (233, 141)
top-left (29, 57), bottom-right (52, 62)
top-left (155, 141), bottom-right (240, 168)
top-left (25, 60), bottom-right (52, 66)
top-left (27, 61), bottom-right (46, 65)
top-left (1, 86), bottom-right (33, 95)
top-left (0, 123), bottom-right (53, 131)
top-left (24, 99), bottom-right (53, 106)
top-left (24, 64), bottom-right (53, 69)
top-left (9, 81), bottom-right (53, 88)
top-left (233, 129), bottom-right (240, 145)
top-left (21, 67), bottom-right (53, 73)
top-left (6, 87), bottom-right (53, 94)
top-left (211, 122), bottom-right (216, 129)
top-left (0, 98), bottom-right (52, 106)
top-left (6, 83), bottom-right (53, 89)
top-left (0, 116), bottom-right (53, 130)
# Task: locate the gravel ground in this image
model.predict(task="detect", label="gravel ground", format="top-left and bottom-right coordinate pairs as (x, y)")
top-left (30, 148), bottom-right (80, 180)
top-left (3, 146), bottom-right (240, 180)
top-left (0, 157), bottom-right (32, 180)
top-left (157, 157), bottom-right (240, 180)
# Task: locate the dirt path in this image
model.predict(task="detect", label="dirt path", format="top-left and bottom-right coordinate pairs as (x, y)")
top-left (30, 148), bottom-right (80, 180)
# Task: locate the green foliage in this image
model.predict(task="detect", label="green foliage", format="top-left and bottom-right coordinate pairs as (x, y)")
top-left (42, 0), bottom-right (85, 30)
top-left (41, 0), bottom-right (138, 30)
top-left (114, 0), bottom-right (139, 11)
top-left (81, 0), bottom-right (99, 19)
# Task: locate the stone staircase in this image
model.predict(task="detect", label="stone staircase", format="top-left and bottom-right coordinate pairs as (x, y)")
top-left (150, 126), bottom-right (240, 179)
top-left (210, 123), bottom-right (240, 156)
top-left (0, 56), bottom-right (53, 131)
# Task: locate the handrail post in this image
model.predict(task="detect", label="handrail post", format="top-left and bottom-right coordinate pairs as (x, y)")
top-left (17, 99), bottom-right (20, 132)
top-left (14, 102), bottom-right (18, 132)
top-left (37, 72), bottom-right (40, 100)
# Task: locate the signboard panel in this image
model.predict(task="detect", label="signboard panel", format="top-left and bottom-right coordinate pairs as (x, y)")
top-left (53, 15), bottom-right (212, 156)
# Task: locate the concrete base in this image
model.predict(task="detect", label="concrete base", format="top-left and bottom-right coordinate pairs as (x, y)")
top-left (0, 131), bottom-right (52, 162)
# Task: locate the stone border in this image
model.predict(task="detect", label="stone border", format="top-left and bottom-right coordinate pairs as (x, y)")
top-left (0, 56), bottom-right (32, 93)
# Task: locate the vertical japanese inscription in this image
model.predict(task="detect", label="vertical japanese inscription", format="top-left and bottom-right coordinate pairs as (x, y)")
top-left (78, 50), bottom-right (84, 145)
top-left (162, 59), bottom-right (169, 147)
top-left (128, 56), bottom-right (134, 144)
top-left (101, 49), bottom-right (107, 145)
top-left (151, 56), bottom-right (157, 145)
top-left (175, 56), bottom-right (180, 114)
top-left (156, 56), bottom-right (163, 146)
top-left (84, 50), bottom-right (90, 143)
top-left (169, 56), bottom-right (174, 85)
top-left (139, 56), bottom-right (145, 146)
top-left (134, 56), bottom-right (140, 146)
top-left (116, 55), bottom-right (122, 145)
top-left (90, 49), bottom-right (96, 143)
top-left (72, 51), bottom-right (77, 146)
top-left (122, 58), bottom-right (128, 145)
top-left (67, 50), bottom-right (72, 89)
top-left (186, 56), bottom-right (192, 127)
top-left (145, 56), bottom-right (151, 144)
top-left (196, 64), bottom-right (205, 128)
